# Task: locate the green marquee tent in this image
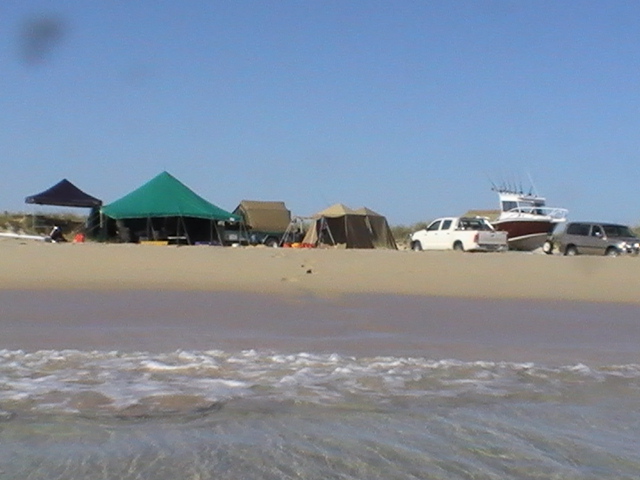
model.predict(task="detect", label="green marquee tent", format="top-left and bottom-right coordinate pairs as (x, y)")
top-left (102, 171), bottom-right (239, 221)
top-left (101, 171), bottom-right (240, 244)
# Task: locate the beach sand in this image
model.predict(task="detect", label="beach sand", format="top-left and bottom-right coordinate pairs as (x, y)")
top-left (1, 238), bottom-right (639, 364)
top-left (0, 238), bottom-right (638, 303)
top-left (1, 239), bottom-right (640, 480)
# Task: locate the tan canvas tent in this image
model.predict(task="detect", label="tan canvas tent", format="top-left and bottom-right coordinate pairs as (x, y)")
top-left (354, 207), bottom-right (398, 249)
top-left (302, 203), bottom-right (397, 249)
top-left (233, 200), bottom-right (291, 232)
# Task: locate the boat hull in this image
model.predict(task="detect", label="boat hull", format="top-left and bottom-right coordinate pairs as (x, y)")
top-left (492, 219), bottom-right (559, 251)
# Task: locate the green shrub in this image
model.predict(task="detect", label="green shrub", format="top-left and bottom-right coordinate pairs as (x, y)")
top-left (390, 222), bottom-right (431, 246)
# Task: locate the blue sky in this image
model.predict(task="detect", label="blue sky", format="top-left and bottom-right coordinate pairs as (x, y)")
top-left (2, 1), bottom-right (640, 225)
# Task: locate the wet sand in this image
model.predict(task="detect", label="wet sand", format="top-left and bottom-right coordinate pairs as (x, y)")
top-left (1, 290), bottom-right (639, 364)
top-left (1, 239), bottom-right (639, 364)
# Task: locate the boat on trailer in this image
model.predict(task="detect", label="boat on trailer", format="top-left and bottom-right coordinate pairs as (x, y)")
top-left (491, 188), bottom-right (568, 251)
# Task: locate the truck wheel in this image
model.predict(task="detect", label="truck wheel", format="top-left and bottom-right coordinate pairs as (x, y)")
top-left (265, 238), bottom-right (279, 248)
top-left (453, 241), bottom-right (464, 252)
top-left (542, 240), bottom-right (554, 255)
top-left (411, 241), bottom-right (422, 251)
top-left (605, 247), bottom-right (619, 257)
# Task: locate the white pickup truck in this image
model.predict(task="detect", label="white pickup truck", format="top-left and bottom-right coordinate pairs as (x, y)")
top-left (409, 217), bottom-right (508, 252)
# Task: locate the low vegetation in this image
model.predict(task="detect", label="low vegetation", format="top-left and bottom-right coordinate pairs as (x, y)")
top-left (1, 211), bottom-right (87, 236)
top-left (390, 222), bottom-right (431, 247)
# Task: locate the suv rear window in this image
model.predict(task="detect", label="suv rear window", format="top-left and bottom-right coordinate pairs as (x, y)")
top-left (566, 223), bottom-right (590, 236)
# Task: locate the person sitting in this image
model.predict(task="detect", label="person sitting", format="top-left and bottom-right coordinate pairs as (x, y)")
top-left (49, 226), bottom-right (67, 243)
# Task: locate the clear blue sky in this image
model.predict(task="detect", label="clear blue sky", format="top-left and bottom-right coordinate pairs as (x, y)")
top-left (2, 1), bottom-right (640, 225)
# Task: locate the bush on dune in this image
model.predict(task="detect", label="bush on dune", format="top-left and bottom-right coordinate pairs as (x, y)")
top-left (1, 211), bottom-right (87, 236)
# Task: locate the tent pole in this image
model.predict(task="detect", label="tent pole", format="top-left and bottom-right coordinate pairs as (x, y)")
top-left (215, 222), bottom-right (224, 246)
top-left (281, 218), bottom-right (293, 245)
top-left (240, 220), bottom-right (248, 244)
top-left (325, 218), bottom-right (336, 246)
top-left (180, 216), bottom-right (191, 245)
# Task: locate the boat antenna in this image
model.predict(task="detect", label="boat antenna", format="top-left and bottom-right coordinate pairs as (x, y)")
top-left (526, 172), bottom-right (538, 196)
top-left (486, 173), bottom-right (498, 192)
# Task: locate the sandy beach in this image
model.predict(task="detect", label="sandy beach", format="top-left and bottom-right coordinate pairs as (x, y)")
top-left (0, 238), bottom-right (638, 303)
top-left (2, 238), bottom-right (640, 480)
top-left (1, 236), bottom-right (639, 363)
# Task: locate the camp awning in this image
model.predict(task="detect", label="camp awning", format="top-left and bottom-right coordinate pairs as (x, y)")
top-left (101, 171), bottom-right (240, 221)
top-left (25, 179), bottom-right (102, 208)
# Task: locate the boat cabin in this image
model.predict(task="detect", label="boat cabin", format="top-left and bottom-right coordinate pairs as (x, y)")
top-left (499, 192), bottom-right (547, 215)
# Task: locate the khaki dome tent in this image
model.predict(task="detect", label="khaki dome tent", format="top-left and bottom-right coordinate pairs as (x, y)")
top-left (302, 203), bottom-right (397, 249)
top-left (353, 207), bottom-right (397, 249)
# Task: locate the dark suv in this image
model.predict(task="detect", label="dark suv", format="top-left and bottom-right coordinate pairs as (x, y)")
top-left (543, 222), bottom-right (640, 256)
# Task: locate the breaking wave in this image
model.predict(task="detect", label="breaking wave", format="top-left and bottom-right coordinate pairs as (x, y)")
top-left (1, 349), bottom-right (639, 418)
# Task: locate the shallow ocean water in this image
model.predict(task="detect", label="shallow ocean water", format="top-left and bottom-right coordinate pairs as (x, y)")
top-left (1, 291), bottom-right (640, 479)
top-left (1, 349), bottom-right (640, 479)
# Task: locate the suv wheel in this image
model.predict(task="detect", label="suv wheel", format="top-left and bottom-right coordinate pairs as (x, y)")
top-left (411, 241), bottom-right (422, 252)
top-left (564, 245), bottom-right (578, 256)
top-left (542, 240), bottom-right (554, 255)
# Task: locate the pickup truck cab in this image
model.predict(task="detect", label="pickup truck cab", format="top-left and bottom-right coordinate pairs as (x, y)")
top-left (410, 217), bottom-right (508, 252)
